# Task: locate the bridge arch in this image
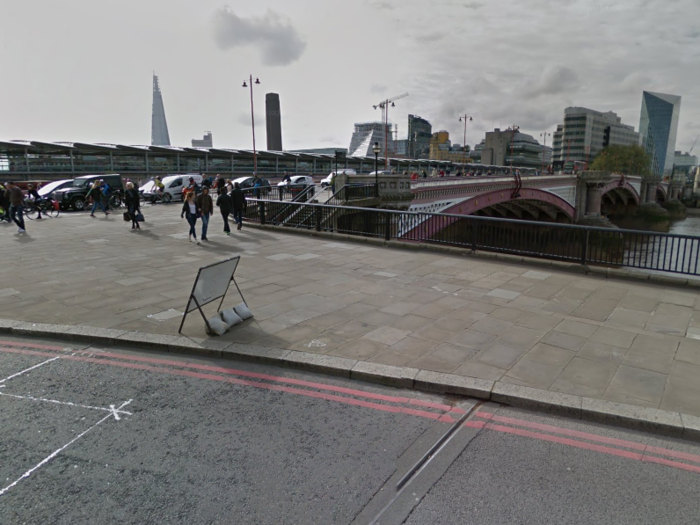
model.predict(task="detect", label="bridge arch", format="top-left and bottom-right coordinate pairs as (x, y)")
top-left (656, 184), bottom-right (668, 203)
top-left (441, 187), bottom-right (575, 222)
top-left (600, 180), bottom-right (640, 219)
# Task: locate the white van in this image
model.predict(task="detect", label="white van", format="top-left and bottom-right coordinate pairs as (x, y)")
top-left (321, 169), bottom-right (357, 188)
top-left (141, 174), bottom-right (203, 202)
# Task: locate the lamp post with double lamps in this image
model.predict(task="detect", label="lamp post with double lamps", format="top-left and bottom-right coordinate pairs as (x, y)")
top-left (242, 75), bottom-right (261, 175)
top-left (509, 125), bottom-right (520, 173)
top-left (459, 115), bottom-right (473, 175)
top-left (373, 141), bottom-right (381, 197)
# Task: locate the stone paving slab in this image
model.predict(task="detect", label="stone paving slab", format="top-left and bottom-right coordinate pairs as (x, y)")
top-left (3, 205), bottom-right (700, 426)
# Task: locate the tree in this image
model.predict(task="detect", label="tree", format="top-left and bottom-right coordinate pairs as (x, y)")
top-left (590, 145), bottom-right (651, 176)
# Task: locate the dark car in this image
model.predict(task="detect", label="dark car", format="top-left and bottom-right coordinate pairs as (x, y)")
top-left (53, 174), bottom-right (124, 211)
top-left (232, 176), bottom-right (271, 196)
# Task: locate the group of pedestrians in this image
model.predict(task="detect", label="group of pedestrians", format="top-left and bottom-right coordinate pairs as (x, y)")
top-left (180, 181), bottom-right (245, 243)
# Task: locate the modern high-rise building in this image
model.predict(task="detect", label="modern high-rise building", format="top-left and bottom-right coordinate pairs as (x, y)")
top-left (639, 91), bottom-right (681, 177)
top-left (407, 114), bottom-right (432, 158)
top-left (265, 93), bottom-right (283, 151)
top-left (348, 122), bottom-right (393, 157)
top-left (551, 107), bottom-right (639, 166)
top-left (151, 73), bottom-right (171, 146)
top-left (192, 132), bottom-right (213, 148)
top-left (428, 131), bottom-right (472, 162)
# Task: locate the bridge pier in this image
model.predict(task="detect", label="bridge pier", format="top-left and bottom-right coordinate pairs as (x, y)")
top-left (577, 171), bottom-right (614, 227)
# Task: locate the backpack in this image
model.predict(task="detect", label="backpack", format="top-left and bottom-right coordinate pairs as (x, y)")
top-left (101, 184), bottom-right (111, 196)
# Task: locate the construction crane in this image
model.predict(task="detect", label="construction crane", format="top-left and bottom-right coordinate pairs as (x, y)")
top-left (373, 92), bottom-right (408, 169)
top-left (690, 134), bottom-right (699, 153)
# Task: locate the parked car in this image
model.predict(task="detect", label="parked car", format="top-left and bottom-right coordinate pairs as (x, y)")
top-left (233, 176), bottom-right (271, 196)
top-left (38, 179), bottom-right (73, 199)
top-left (140, 174), bottom-right (203, 202)
top-left (53, 174), bottom-right (124, 211)
top-left (277, 175), bottom-right (314, 188)
top-left (321, 169), bottom-right (357, 188)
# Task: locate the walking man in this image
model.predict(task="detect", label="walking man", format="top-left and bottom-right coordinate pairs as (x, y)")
top-left (7, 182), bottom-right (26, 233)
top-left (231, 181), bottom-right (245, 230)
top-left (216, 187), bottom-right (233, 235)
top-left (196, 186), bottom-right (213, 241)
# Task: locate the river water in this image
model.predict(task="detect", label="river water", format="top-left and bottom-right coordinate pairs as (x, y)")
top-left (622, 215), bottom-right (700, 276)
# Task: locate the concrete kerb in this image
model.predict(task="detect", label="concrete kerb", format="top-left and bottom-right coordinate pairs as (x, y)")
top-left (244, 222), bottom-right (700, 291)
top-left (0, 319), bottom-right (697, 442)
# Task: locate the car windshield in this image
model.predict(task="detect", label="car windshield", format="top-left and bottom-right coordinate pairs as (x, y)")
top-left (141, 181), bottom-right (155, 192)
top-left (72, 179), bottom-right (92, 188)
top-left (38, 180), bottom-right (68, 196)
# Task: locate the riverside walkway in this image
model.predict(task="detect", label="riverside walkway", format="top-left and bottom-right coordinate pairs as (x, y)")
top-left (2, 205), bottom-right (700, 420)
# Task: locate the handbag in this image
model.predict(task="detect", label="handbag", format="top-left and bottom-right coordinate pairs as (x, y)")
top-left (135, 212), bottom-right (145, 222)
top-left (123, 211), bottom-right (130, 222)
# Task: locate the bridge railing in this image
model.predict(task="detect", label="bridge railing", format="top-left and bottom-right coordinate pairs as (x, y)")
top-left (242, 200), bottom-right (700, 277)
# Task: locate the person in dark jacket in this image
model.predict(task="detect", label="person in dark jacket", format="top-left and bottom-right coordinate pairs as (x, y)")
top-left (181, 191), bottom-right (199, 244)
top-left (87, 180), bottom-right (109, 217)
top-left (231, 182), bottom-right (245, 231)
top-left (26, 184), bottom-right (43, 219)
top-left (216, 189), bottom-right (233, 235)
top-left (7, 181), bottom-right (26, 233)
top-left (124, 182), bottom-right (141, 230)
top-left (196, 186), bottom-right (214, 241)
top-left (215, 175), bottom-right (226, 196)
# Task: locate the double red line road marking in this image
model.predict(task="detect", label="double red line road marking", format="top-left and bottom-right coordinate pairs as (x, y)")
top-left (2, 339), bottom-right (700, 475)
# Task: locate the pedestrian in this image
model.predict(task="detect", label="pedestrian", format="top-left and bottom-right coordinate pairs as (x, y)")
top-left (330, 171), bottom-right (337, 195)
top-left (181, 191), bottom-right (199, 244)
top-left (6, 181), bottom-right (26, 233)
top-left (196, 186), bottom-right (213, 241)
top-left (100, 179), bottom-right (112, 211)
top-left (422, 170), bottom-right (427, 179)
top-left (26, 184), bottom-right (43, 219)
top-left (226, 179), bottom-right (233, 194)
top-left (253, 174), bottom-right (262, 199)
top-left (124, 182), bottom-right (141, 230)
top-left (216, 174), bottom-right (226, 196)
top-left (0, 182), bottom-right (10, 222)
top-left (216, 187), bottom-right (233, 235)
top-left (87, 181), bottom-right (109, 217)
top-left (231, 181), bottom-right (245, 231)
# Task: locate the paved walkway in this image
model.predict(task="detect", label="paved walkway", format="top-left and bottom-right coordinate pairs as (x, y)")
top-left (3, 205), bottom-right (700, 417)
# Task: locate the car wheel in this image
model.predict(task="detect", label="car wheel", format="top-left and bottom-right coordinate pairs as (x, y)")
top-left (72, 197), bottom-right (86, 211)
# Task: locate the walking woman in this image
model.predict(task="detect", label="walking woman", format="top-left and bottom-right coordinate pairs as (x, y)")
top-left (181, 191), bottom-right (200, 244)
top-left (124, 182), bottom-right (141, 230)
top-left (87, 180), bottom-right (108, 217)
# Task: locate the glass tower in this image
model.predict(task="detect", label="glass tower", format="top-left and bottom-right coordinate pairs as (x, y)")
top-left (151, 73), bottom-right (171, 146)
top-left (639, 91), bottom-right (681, 177)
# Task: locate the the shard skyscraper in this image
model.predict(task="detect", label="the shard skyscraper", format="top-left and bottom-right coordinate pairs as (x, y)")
top-left (151, 73), bottom-right (171, 146)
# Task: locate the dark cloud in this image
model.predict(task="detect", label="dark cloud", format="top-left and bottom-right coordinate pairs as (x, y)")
top-left (213, 7), bottom-right (306, 67)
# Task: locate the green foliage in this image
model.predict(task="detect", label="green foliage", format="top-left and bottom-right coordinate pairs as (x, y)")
top-left (590, 145), bottom-right (651, 176)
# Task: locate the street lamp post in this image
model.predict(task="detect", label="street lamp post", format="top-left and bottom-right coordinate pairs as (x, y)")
top-left (540, 131), bottom-right (551, 175)
top-left (373, 141), bottom-right (381, 197)
top-left (459, 115), bottom-right (473, 175)
top-left (242, 75), bottom-right (260, 175)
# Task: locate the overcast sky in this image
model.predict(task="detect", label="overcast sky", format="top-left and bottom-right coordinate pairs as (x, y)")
top-left (2, 0), bottom-right (699, 152)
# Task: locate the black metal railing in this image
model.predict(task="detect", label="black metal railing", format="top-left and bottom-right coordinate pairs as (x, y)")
top-left (325, 183), bottom-right (377, 206)
top-left (241, 200), bottom-right (700, 276)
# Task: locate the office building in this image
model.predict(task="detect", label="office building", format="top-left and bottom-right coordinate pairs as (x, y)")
top-left (151, 73), bottom-right (171, 146)
top-left (639, 91), bottom-right (681, 177)
top-left (395, 139), bottom-right (409, 157)
top-left (191, 132), bottom-right (213, 148)
top-left (428, 131), bottom-right (472, 163)
top-left (407, 114), bottom-right (432, 158)
top-left (551, 107), bottom-right (639, 166)
top-left (348, 122), bottom-right (393, 157)
top-left (673, 150), bottom-right (697, 178)
top-left (479, 128), bottom-right (544, 168)
top-left (265, 93), bottom-right (283, 151)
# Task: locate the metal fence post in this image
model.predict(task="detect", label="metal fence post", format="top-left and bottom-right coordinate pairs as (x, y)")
top-left (581, 230), bottom-right (589, 265)
top-left (260, 201), bottom-right (266, 225)
top-left (315, 206), bottom-right (321, 232)
top-left (385, 211), bottom-right (391, 241)
top-left (471, 220), bottom-right (478, 252)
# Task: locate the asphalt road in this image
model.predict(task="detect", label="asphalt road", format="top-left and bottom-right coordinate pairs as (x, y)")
top-left (1, 335), bottom-right (700, 525)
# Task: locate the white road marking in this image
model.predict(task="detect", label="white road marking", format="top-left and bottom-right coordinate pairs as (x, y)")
top-left (0, 356), bottom-right (60, 385)
top-left (0, 399), bottom-right (133, 497)
top-left (0, 391), bottom-right (133, 417)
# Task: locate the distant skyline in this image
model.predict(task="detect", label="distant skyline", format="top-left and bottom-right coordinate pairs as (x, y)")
top-left (1, 0), bottom-right (699, 153)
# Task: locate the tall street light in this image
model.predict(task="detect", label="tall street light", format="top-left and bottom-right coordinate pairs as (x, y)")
top-left (540, 131), bottom-right (551, 175)
top-left (459, 115), bottom-right (473, 175)
top-left (242, 75), bottom-right (260, 174)
top-left (373, 141), bottom-right (381, 197)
